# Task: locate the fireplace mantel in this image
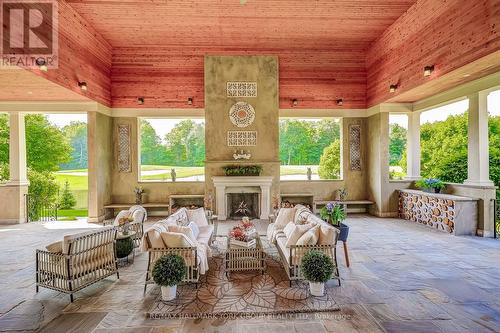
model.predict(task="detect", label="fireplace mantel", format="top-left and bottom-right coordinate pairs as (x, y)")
top-left (212, 176), bottom-right (274, 220)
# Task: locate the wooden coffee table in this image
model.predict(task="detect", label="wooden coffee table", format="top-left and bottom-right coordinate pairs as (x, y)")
top-left (224, 235), bottom-right (265, 278)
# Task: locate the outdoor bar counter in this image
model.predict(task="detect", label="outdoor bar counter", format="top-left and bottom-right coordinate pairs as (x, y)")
top-left (398, 189), bottom-right (478, 236)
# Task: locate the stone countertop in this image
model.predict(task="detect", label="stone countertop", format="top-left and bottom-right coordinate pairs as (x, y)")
top-left (399, 189), bottom-right (478, 201)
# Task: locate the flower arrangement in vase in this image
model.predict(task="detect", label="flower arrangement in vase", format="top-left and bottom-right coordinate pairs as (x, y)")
top-left (229, 217), bottom-right (257, 248)
top-left (118, 216), bottom-right (134, 235)
top-left (134, 186), bottom-right (145, 204)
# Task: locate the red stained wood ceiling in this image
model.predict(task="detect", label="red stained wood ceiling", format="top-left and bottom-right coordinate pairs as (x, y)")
top-left (65, 0), bottom-right (417, 50)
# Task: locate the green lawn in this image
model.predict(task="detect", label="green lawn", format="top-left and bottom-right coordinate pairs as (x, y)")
top-left (54, 173), bottom-right (88, 190)
top-left (280, 165), bottom-right (319, 175)
top-left (57, 209), bottom-right (88, 220)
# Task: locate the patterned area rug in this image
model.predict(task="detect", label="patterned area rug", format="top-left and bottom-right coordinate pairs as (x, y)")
top-left (147, 237), bottom-right (340, 318)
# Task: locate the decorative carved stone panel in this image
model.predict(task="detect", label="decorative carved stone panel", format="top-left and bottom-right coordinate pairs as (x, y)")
top-left (349, 124), bottom-right (361, 171)
top-left (227, 82), bottom-right (257, 97)
top-left (227, 131), bottom-right (257, 146)
top-left (117, 124), bottom-right (131, 172)
top-left (228, 101), bottom-right (256, 128)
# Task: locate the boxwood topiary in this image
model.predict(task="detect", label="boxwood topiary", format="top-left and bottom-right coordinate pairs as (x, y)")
top-left (152, 254), bottom-right (186, 287)
top-left (301, 250), bottom-right (335, 283)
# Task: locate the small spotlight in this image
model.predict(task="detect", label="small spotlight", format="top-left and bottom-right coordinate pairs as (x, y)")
top-left (423, 65), bottom-right (434, 77)
top-left (137, 97), bottom-right (145, 105)
top-left (78, 82), bottom-right (88, 91)
top-left (292, 99), bottom-right (298, 106)
top-left (336, 98), bottom-right (343, 106)
top-left (36, 57), bottom-right (47, 72)
top-left (389, 84), bottom-right (398, 93)
top-left (187, 97), bottom-right (193, 105)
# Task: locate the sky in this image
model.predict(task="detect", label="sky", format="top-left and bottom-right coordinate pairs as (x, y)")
top-left (45, 90), bottom-right (500, 132)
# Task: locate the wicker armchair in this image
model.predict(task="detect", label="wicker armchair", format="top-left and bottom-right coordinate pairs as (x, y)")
top-left (36, 227), bottom-right (118, 302)
top-left (104, 205), bottom-right (146, 248)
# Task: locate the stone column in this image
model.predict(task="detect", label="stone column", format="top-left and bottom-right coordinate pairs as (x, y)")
top-left (214, 185), bottom-right (226, 220)
top-left (87, 111), bottom-right (99, 223)
top-left (464, 91), bottom-right (494, 186)
top-left (0, 112), bottom-right (29, 224)
top-left (259, 185), bottom-right (271, 220)
top-left (405, 112), bottom-right (421, 180)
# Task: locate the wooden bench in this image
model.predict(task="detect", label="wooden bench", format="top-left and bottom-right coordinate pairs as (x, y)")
top-left (313, 200), bottom-right (374, 214)
top-left (104, 203), bottom-right (169, 218)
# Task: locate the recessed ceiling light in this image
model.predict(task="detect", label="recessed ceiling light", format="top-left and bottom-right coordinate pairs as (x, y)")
top-left (423, 65), bottom-right (434, 77)
top-left (336, 98), bottom-right (343, 106)
top-left (78, 82), bottom-right (88, 91)
top-left (137, 97), bottom-right (144, 105)
top-left (389, 84), bottom-right (398, 93)
top-left (292, 99), bottom-right (298, 107)
top-left (35, 57), bottom-right (47, 72)
top-left (187, 97), bottom-right (193, 105)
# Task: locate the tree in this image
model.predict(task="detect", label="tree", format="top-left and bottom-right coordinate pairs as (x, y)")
top-left (318, 139), bottom-right (341, 179)
top-left (164, 120), bottom-right (205, 166)
top-left (59, 180), bottom-right (77, 209)
top-left (389, 123), bottom-right (407, 166)
top-left (279, 120), bottom-right (315, 165)
top-left (60, 121), bottom-right (87, 170)
top-left (140, 120), bottom-right (165, 165)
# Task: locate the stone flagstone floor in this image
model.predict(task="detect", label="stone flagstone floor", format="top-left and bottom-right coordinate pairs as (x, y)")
top-left (1, 215), bottom-right (500, 332)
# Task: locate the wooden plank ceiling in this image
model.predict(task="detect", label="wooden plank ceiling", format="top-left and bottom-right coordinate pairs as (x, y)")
top-left (64, 0), bottom-right (417, 108)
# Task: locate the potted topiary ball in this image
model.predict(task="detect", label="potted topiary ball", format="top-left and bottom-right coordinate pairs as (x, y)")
top-left (152, 254), bottom-right (186, 301)
top-left (301, 250), bottom-right (335, 297)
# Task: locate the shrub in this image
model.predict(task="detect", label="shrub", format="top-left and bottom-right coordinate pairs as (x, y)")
top-left (301, 250), bottom-right (335, 283)
top-left (152, 254), bottom-right (186, 287)
top-left (415, 178), bottom-right (445, 190)
top-left (222, 165), bottom-right (262, 176)
top-left (318, 139), bottom-right (341, 179)
top-left (59, 180), bottom-right (76, 210)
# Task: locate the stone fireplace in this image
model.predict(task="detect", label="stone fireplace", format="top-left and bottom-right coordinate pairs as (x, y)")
top-left (212, 176), bottom-right (273, 220)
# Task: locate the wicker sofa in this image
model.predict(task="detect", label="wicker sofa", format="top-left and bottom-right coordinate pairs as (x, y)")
top-left (141, 207), bottom-right (215, 293)
top-left (267, 205), bottom-right (341, 286)
top-left (36, 227), bottom-right (118, 302)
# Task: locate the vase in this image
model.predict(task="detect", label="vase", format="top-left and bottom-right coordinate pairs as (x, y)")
top-left (335, 222), bottom-right (349, 242)
top-left (135, 193), bottom-right (142, 204)
top-left (309, 282), bottom-right (325, 296)
top-left (161, 285), bottom-right (177, 301)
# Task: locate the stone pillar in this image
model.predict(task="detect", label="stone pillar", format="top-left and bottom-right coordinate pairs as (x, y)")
top-left (0, 112), bottom-right (29, 224)
top-left (214, 185), bottom-right (226, 220)
top-left (464, 91), bottom-right (494, 186)
top-left (87, 112), bottom-right (99, 223)
top-left (405, 112), bottom-right (421, 180)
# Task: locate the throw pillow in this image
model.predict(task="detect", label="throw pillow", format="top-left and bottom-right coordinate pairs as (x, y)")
top-left (46, 241), bottom-right (63, 253)
top-left (160, 232), bottom-right (195, 248)
top-left (296, 225), bottom-right (320, 246)
top-left (168, 225), bottom-right (197, 244)
top-left (188, 221), bottom-right (200, 239)
top-left (283, 221), bottom-right (296, 239)
top-left (285, 223), bottom-right (315, 247)
top-left (187, 207), bottom-right (209, 227)
top-left (170, 208), bottom-right (189, 226)
top-left (318, 224), bottom-right (338, 245)
top-left (274, 207), bottom-right (296, 229)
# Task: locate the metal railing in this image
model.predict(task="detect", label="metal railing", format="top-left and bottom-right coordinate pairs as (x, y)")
top-left (25, 194), bottom-right (58, 222)
top-left (495, 199), bottom-right (500, 239)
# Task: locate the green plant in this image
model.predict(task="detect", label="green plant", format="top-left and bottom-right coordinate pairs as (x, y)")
top-left (415, 178), bottom-right (446, 190)
top-left (318, 139), bottom-right (341, 179)
top-left (59, 180), bottom-right (76, 210)
top-left (222, 165), bottom-right (262, 176)
top-left (319, 202), bottom-right (346, 226)
top-left (301, 250), bottom-right (335, 283)
top-left (152, 254), bottom-right (186, 287)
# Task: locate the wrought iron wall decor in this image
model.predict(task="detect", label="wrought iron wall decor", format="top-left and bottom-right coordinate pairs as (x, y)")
top-left (349, 124), bottom-right (362, 171)
top-left (227, 131), bottom-right (257, 146)
top-left (226, 82), bottom-right (257, 97)
top-left (117, 124), bottom-right (131, 172)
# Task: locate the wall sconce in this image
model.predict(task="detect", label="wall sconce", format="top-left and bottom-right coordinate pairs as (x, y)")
top-left (423, 65), bottom-right (434, 77)
top-left (389, 84), bottom-right (398, 93)
top-left (292, 99), bottom-right (298, 107)
top-left (336, 98), bottom-right (343, 106)
top-left (36, 57), bottom-right (47, 72)
top-left (137, 97), bottom-right (145, 105)
top-left (78, 81), bottom-right (88, 91)
top-left (187, 97), bottom-right (193, 105)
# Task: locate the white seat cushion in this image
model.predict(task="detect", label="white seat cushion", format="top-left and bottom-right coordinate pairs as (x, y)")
top-left (46, 241), bottom-right (63, 253)
top-left (276, 236), bottom-right (291, 264)
top-left (63, 229), bottom-right (103, 254)
top-left (168, 224), bottom-right (197, 244)
top-left (170, 208), bottom-right (190, 226)
top-left (160, 232), bottom-right (196, 248)
top-left (318, 224), bottom-right (338, 245)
